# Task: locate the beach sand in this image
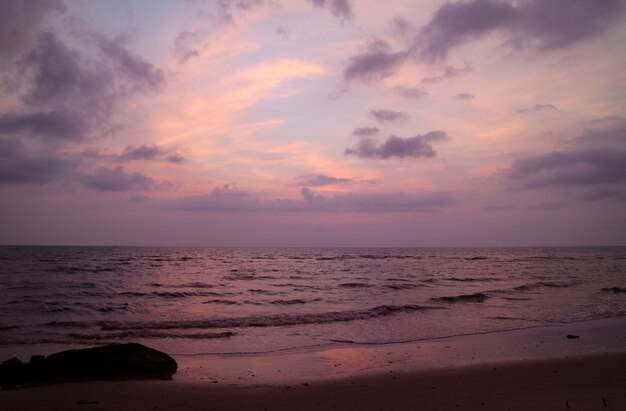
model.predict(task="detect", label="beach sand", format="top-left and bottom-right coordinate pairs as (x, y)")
top-left (1, 317), bottom-right (625, 410)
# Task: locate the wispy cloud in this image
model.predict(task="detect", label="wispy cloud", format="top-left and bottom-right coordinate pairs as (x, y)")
top-left (117, 145), bottom-right (186, 164)
top-left (307, 0), bottom-right (353, 21)
top-left (294, 174), bottom-right (354, 187)
top-left (352, 127), bottom-right (380, 137)
top-left (370, 109), bottom-right (407, 123)
top-left (83, 167), bottom-right (155, 192)
top-left (455, 93), bottom-right (475, 101)
top-left (517, 104), bottom-right (557, 113)
top-left (179, 184), bottom-right (455, 213)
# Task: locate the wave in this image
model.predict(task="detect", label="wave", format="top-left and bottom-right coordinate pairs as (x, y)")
top-left (269, 298), bottom-right (320, 305)
top-left (98, 304), bottom-right (442, 331)
top-left (445, 277), bottom-right (501, 283)
top-left (495, 280), bottom-right (582, 294)
top-left (384, 283), bottom-right (421, 290)
top-left (119, 290), bottom-right (223, 298)
top-left (97, 303), bottom-right (130, 313)
top-left (433, 293), bottom-right (489, 303)
top-left (66, 330), bottom-right (236, 340)
top-left (42, 321), bottom-right (92, 328)
top-left (601, 287), bottom-right (626, 293)
top-left (203, 299), bottom-right (240, 305)
top-left (247, 288), bottom-right (280, 295)
top-left (339, 282), bottom-right (373, 288)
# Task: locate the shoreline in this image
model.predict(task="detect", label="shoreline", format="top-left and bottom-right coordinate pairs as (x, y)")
top-left (2, 316), bottom-right (625, 410)
top-left (173, 316), bottom-right (626, 385)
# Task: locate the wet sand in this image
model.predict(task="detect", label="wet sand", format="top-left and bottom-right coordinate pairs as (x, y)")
top-left (1, 317), bottom-right (625, 410)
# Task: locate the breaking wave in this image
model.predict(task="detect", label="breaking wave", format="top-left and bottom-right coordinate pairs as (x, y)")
top-left (98, 304), bottom-right (442, 330)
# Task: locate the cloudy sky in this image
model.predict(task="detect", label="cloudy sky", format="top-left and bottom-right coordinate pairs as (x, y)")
top-left (1, 0), bottom-right (625, 246)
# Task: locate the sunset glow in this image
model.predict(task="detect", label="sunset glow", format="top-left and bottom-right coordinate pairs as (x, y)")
top-left (1, 0), bottom-right (625, 246)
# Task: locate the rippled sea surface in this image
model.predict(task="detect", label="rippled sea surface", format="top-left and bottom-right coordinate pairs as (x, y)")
top-left (1, 246), bottom-right (625, 356)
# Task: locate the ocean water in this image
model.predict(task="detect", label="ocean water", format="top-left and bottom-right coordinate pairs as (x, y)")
top-left (1, 246), bottom-right (625, 358)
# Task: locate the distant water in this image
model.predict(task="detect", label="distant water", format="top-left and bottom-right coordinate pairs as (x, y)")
top-left (1, 246), bottom-right (625, 357)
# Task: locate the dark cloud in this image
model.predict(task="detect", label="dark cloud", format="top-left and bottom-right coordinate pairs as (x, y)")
top-left (0, 138), bottom-right (75, 184)
top-left (307, 0), bottom-right (353, 20)
top-left (502, 118), bottom-right (626, 196)
top-left (83, 166), bottom-right (154, 192)
top-left (343, 39), bottom-right (408, 83)
top-left (395, 86), bottom-right (428, 99)
top-left (345, 131), bottom-right (449, 160)
top-left (343, 0), bottom-right (625, 83)
top-left (118, 145), bottom-right (185, 164)
top-left (421, 65), bottom-right (471, 84)
top-left (579, 189), bottom-right (626, 202)
top-left (352, 127), bottom-right (380, 137)
top-left (417, 0), bottom-right (626, 62)
top-left (91, 33), bottom-right (165, 94)
top-left (294, 174), bottom-right (353, 187)
top-left (417, 0), bottom-right (517, 62)
top-left (180, 185), bottom-right (454, 213)
top-left (0, 111), bottom-right (87, 140)
top-left (455, 93), bottom-right (475, 100)
top-left (370, 109), bottom-right (408, 123)
top-left (0, 0), bottom-right (65, 58)
top-left (19, 31), bottom-right (163, 115)
top-left (517, 104), bottom-right (557, 113)
top-left (504, 149), bottom-right (626, 189)
top-left (1, 22), bottom-right (164, 139)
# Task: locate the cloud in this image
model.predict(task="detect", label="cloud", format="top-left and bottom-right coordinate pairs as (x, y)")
top-left (504, 148), bottom-right (626, 189)
top-left (370, 109), bottom-right (407, 123)
top-left (352, 126), bottom-right (380, 137)
top-left (178, 184), bottom-right (261, 211)
top-left (180, 184), bottom-right (455, 213)
top-left (0, 0), bottom-right (65, 58)
top-left (417, 0), bottom-right (626, 62)
top-left (517, 104), bottom-right (557, 113)
top-left (83, 166), bottom-right (154, 191)
top-left (395, 86), bottom-right (428, 99)
top-left (0, 111), bottom-right (87, 140)
top-left (275, 25), bottom-right (289, 38)
top-left (455, 93), bottom-right (475, 100)
top-left (294, 174), bottom-right (353, 187)
top-left (421, 65), bottom-right (471, 84)
top-left (417, 0), bottom-right (517, 62)
top-left (342, 0), bottom-right (625, 83)
top-left (297, 188), bottom-right (455, 212)
top-left (579, 189), bottom-right (626, 202)
top-left (20, 31), bottom-right (164, 115)
top-left (1, 27), bottom-right (164, 143)
top-left (343, 39), bottom-right (408, 83)
top-left (502, 118), bottom-right (626, 194)
top-left (307, 0), bottom-right (353, 20)
top-left (0, 138), bottom-right (75, 184)
top-left (214, 0), bottom-right (265, 24)
top-left (345, 131), bottom-right (449, 160)
top-left (118, 145), bottom-right (186, 164)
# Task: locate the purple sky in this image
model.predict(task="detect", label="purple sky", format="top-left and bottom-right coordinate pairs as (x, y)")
top-left (1, 0), bottom-right (625, 246)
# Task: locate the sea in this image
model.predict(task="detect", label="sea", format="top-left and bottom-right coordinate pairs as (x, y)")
top-left (1, 246), bottom-right (625, 359)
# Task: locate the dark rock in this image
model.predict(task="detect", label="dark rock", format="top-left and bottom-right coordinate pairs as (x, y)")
top-left (566, 334), bottom-right (580, 339)
top-left (0, 343), bottom-right (177, 389)
top-left (0, 357), bottom-right (26, 390)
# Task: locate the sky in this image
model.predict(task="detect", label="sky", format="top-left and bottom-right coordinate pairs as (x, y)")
top-left (0, 0), bottom-right (625, 247)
